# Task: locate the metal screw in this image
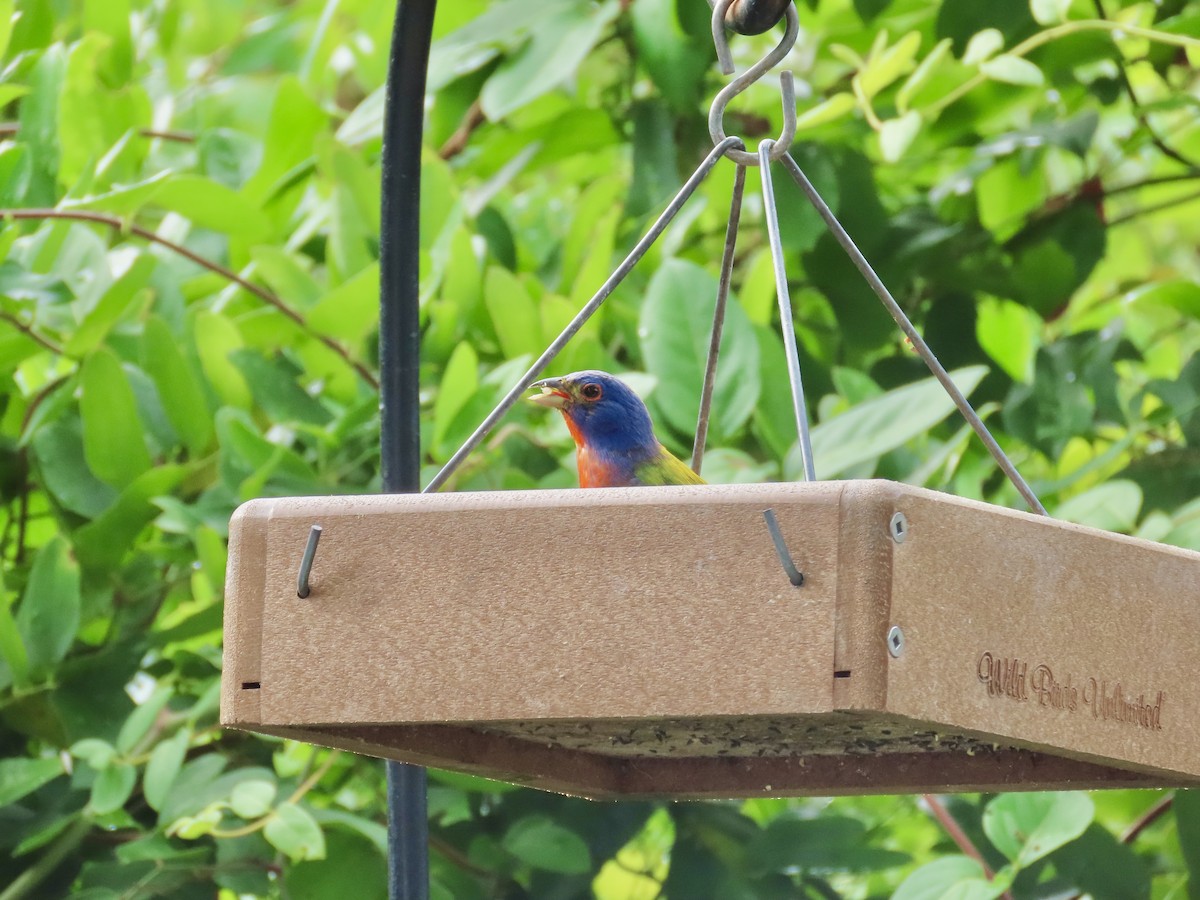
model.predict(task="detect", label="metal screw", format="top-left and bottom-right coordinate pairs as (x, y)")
top-left (887, 626), bottom-right (905, 658)
top-left (889, 512), bottom-right (908, 543)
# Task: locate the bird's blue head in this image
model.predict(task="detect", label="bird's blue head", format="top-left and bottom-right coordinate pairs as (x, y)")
top-left (528, 370), bottom-right (657, 455)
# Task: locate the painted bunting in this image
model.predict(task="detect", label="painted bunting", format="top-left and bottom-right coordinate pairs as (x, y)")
top-left (528, 370), bottom-right (705, 488)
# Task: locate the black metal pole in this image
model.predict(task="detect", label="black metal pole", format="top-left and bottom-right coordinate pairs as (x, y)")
top-left (379, 1), bottom-right (437, 898)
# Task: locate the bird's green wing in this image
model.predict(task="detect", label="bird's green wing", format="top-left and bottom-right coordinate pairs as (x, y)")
top-left (634, 446), bottom-right (706, 486)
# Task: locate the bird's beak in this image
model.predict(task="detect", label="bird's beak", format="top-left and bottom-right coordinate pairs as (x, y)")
top-left (528, 378), bottom-right (570, 409)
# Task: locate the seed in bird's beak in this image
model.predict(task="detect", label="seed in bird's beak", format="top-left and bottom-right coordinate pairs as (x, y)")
top-left (528, 380), bottom-right (569, 409)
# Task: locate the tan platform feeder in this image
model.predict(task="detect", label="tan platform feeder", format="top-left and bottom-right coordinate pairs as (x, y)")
top-left (220, 480), bottom-right (1200, 799)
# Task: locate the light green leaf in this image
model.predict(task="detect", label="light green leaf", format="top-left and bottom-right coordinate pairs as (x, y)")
top-left (0, 0), bottom-right (13, 59)
top-left (799, 366), bottom-right (988, 479)
top-left (230, 779), bottom-right (278, 819)
top-left (0, 756), bottom-right (65, 807)
top-left (880, 111), bottom-right (922, 162)
top-left (80, 349), bottom-right (153, 488)
top-left (433, 341), bottom-right (479, 450)
top-left (640, 259), bottom-right (760, 442)
top-left (65, 253), bottom-right (156, 357)
top-left (857, 30), bottom-right (921, 98)
top-left (502, 815), bottom-right (592, 874)
top-left (307, 263), bottom-right (380, 343)
top-left (154, 175), bottom-right (273, 241)
top-left (70, 738), bottom-right (117, 769)
top-left (143, 729), bottom-right (190, 812)
top-left (142, 316), bottom-right (214, 456)
top-left (264, 802), bottom-right (326, 861)
top-left (116, 686), bottom-right (172, 754)
top-left (897, 38), bottom-right (953, 112)
top-left (484, 267), bottom-right (542, 360)
top-left (794, 93), bottom-right (857, 131)
top-left (193, 311), bottom-right (252, 409)
top-left (980, 55), bottom-right (1044, 86)
top-left (480, 1), bottom-right (620, 119)
top-left (1031, 0), bottom-right (1072, 25)
top-left (893, 856), bottom-right (1007, 900)
top-left (977, 297), bottom-right (1037, 381)
top-left (90, 763), bottom-right (137, 814)
top-left (963, 29), bottom-right (1004, 65)
top-left (17, 537), bottom-right (81, 676)
top-left (1054, 481), bottom-right (1143, 532)
top-left (983, 792), bottom-right (1094, 869)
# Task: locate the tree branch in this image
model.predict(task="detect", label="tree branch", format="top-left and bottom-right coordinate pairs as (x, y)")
top-left (438, 99), bottom-right (486, 161)
top-left (0, 123), bottom-right (195, 143)
top-left (0, 208), bottom-right (378, 389)
top-left (922, 794), bottom-right (1015, 900)
top-left (0, 312), bottom-right (63, 354)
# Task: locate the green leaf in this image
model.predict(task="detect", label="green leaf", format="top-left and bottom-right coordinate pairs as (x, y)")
top-left (0, 593), bottom-right (28, 690)
top-left (116, 686), bottom-right (172, 754)
top-left (142, 316), bottom-right (214, 456)
top-left (153, 175), bottom-right (273, 241)
top-left (143, 729), bottom-right (190, 813)
top-left (74, 465), bottom-right (189, 572)
top-left (1030, 0), bottom-right (1071, 25)
top-left (744, 816), bottom-right (910, 874)
top-left (857, 30), bottom-right (921, 98)
top-left (484, 267), bottom-right (542, 361)
top-left (897, 37), bottom-right (953, 112)
top-left (1175, 790), bottom-right (1200, 882)
top-left (193, 311), bottom-right (252, 409)
top-left (630, 0), bottom-right (711, 113)
top-left (880, 110), bottom-right (922, 162)
top-left (893, 856), bottom-right (1007, 900)
top-left (264, 802), bottom-right (326, 861)
top-left (963, 28), bottom-right (1004, 65)
top-left (432, 341), bottom-right (479, 451)
top-left (480, 1), bottom-right (620, 119)
top-left (502, 815), bottom-right (592, 874)
top-left (16, 537), bottom-right (81, 676)
top-left (0, 756), bottom-right (65, 807)
top-left (80, 348), bottom-right (153, 488)
top-left (982, 792), bottom-right (1093, 868)
top-left (0, 0), bottom-right (13, 59)
top-left (307, 262), bottom-right (380, 343)
top-left (64, 253), bottom-right (156, 357)
top-left (794, 93), bottom-right (857, 131)
top-left (90, 763), bottom-right (137, 814)
top-left (1054, 480), bottom-right (1143, 532)
top-left (1049, 822), bottom-right (1150, 900)
top-left (799, 366), bottom-right (988, 478)
top-left (230, 779), bottom-right (277, 819)
top-left (284, 827), bottom-right (387, 900)
top-left (71, 738), bottom-right (118, 769)
top-left (980, 55), bottom-right (1044, 86)
top-left (229, 349), bottom-right (332, 426)
top-left (640, 259), bottom-right (760, 442)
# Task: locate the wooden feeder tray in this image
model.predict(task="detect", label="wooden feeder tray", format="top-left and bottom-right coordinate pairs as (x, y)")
top-left (220, 480), bottom-right (1200, 799)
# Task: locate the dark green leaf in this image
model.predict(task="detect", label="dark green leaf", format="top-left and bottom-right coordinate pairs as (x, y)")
top-left (502, 815), bottom-right (592, 874)
top-left (0, 755), bottom-right (65, 806)
top-left (16, 536), bottom-right (81, 676)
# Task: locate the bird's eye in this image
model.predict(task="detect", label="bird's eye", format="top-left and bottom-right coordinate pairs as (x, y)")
top-left (581, 383), bottom-right (603, 401)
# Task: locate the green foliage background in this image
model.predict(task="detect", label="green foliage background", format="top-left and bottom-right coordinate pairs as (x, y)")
top-left (1, 0), bottom-right (1200, 896)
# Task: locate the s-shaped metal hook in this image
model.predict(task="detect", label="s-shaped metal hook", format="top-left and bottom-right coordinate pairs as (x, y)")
top-left (708, 0), bottom-right (799, 167)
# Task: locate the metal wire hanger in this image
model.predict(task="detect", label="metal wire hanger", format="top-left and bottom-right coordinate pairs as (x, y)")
top-left (422, 0), bottom-right (1046, 518)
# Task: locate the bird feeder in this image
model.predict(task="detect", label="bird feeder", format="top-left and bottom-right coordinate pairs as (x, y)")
top-left (220, 480), bottom-right (1200, 798)
top-left (220, 0), bottom-right (1200, 798)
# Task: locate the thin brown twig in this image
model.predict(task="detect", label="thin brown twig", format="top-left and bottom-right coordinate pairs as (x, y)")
top-left (1108, 187), bottom-right (1200, 227)
top-left (0, 123), bottom-right (195, 143)
top-left (0, 311), bottom-right (63, 354)
top-left (922, 794), bottom-right (1015, 900)
top-left (0, 208), bottom-right (379, 388)
top-left (1091, 0), bottom-right (1200, 171)
top-left (438, 99), bottom-right (486, 161)
top-left (1121, 793), bottom-right (1173, 843)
